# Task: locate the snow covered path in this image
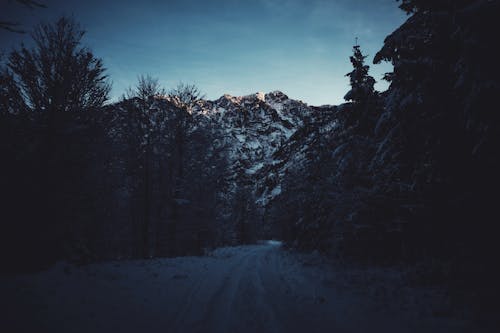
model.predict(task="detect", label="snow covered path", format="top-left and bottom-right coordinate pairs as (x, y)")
top-left (2, 242), bottom-right (474, 333)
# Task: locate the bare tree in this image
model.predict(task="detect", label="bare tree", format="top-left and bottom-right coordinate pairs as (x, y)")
top-left (8, 16), bottom-right (111, 113)
top-left (122, 74), bottom-right (169, 258)
top-left (124, 74), bottom-right (166, 102)
top-left (169, 82), bottom-right (204, 110)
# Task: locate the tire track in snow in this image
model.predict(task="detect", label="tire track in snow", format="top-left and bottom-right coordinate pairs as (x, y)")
top-left (171, 246), bottom-right (262, 333)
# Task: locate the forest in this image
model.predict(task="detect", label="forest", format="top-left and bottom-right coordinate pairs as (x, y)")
top-left (1, 0), bottom-right (499, 332)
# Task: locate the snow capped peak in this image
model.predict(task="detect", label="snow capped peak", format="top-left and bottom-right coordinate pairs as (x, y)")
top-left (191, 90), bottom-right (317, 206)
top-left (116, 90), bottom-right (319, 208)
top-left (265, 91), bottom-right (288, 102)
top-left (221, 93), bottom-right (239, 102)
top-left (215, 91), bottom-right (287, 105)
top-left (255, 92), bottom-right (265, 102)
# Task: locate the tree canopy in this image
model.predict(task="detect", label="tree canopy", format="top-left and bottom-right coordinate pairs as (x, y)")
top-left (344, 43), bottom-right (376, 103)
top-left (7, 16), bottom-right (111, 113)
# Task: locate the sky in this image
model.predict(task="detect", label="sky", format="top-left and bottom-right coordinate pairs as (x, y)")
top-left (0, 0), bottom-right (407, 105)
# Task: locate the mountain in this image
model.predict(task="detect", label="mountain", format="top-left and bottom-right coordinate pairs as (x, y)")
top-left (185, 91), bottom-right (320, 206)
top-left (76, 89), bottom-right (328, 253)
top-left (103, 90), bottom-right (340, 245)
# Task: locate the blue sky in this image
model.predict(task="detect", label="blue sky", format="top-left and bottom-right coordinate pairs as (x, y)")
top-left (1, 0), bottom-right (407, 105)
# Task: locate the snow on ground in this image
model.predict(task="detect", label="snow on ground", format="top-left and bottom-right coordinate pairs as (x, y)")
top-left (1, 243), bottom-right (481, 333)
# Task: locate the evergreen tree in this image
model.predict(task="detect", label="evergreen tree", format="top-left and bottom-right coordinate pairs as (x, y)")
top-left (344, 42), bottom-right (376, 104)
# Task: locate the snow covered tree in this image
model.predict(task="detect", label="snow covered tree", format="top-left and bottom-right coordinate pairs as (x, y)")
top-left (344, 43), bottom-right (376, 104)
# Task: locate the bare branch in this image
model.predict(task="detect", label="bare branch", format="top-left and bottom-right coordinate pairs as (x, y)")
top-left (0, 20), bottom-right (25, 33)
top-left (15, 0), bottom-right (47, 9)
top-left (1, 1), bottom-right (46, 33)
top-left (169, 82), bottom-right (205, 110)
top-left (125, 74), bottom-right (166, 101)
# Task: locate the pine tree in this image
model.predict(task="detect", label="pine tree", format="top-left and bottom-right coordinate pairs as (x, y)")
top-left (344, 42), bottom-right (376, 104)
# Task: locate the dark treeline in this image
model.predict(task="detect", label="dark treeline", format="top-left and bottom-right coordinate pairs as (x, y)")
top-left (0, 17), bottom-right (248, 271)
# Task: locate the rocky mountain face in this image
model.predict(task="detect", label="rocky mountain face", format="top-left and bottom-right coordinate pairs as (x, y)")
top-left (188, 91), bottom-right (316, 205)
top-left (98, 90), bottom-right (335, 246)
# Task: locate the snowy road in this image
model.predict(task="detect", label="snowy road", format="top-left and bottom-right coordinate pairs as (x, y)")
top-left (2, 242), bottom-right (474, 333)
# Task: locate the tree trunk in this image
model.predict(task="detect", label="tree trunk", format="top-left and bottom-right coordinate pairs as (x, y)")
top-left (142, 141), bottom-right (151, 258)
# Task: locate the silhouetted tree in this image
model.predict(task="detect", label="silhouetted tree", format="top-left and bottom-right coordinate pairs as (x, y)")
top-left (1, 17), bottom-right (112, 269)
top-left (344, 42), bottom-right (376, 104)
top-left (122, 75), bottom-right (169, 258)
top-left (125, 75), bottom-right (165, 102)
top-left (8, 16), bottom-right (111, 114)
top-left (169, 82), bottom-right (204, 111)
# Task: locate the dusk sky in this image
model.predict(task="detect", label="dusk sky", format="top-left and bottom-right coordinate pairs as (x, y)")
top-left (1, 0), bottom-right (407, 105)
